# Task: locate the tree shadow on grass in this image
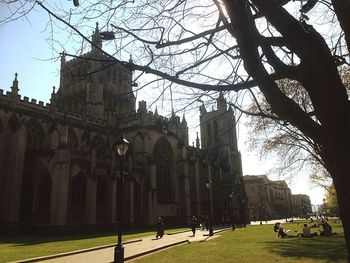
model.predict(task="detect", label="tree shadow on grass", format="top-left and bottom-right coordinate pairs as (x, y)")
top-left (0, 227), bottom-right (155, 246)
top-left (0, 232), bottom-right (114, 246)
top-left (263, 235), bottom-right (348, 262)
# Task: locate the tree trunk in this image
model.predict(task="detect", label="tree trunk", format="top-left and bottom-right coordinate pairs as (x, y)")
top-left (223, 0), bottom-right (350, 257)
top-left (323, 135), bottom-right (350, 259)
top-left (334, 176), bottom-right (350, 259)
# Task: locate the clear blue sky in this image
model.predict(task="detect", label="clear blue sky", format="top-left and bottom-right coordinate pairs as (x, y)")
top-left (0, 6), bottom-right (59, 102)
top-left (0, 3), bottom-right (325, 206)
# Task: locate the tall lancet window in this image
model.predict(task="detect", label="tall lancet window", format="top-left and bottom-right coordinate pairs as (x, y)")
top-left (26, 119), bottom-right (44, 150)
top-left (153, 137), bottom-right (173, 203)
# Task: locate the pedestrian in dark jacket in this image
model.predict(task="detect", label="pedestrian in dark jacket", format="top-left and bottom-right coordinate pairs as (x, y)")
top-left (191, 216), bottom-right (198, 236)
top-left (156, 217), bottom-right (164, 239)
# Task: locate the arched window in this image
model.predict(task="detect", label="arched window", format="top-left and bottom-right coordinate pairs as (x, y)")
top-left (96, 176), bottom-right (108, 205)
top-left (26, 119), bottom-right (44, 150)
top-left (68, 172), bottom-right (86, 224)
top-left (70, 173), bottom-right (86, 205)
top-left (96, 175), bottom-right (108, 222)
top-left (153, 137), bottom-right (173, 202)
top-left (37, 172), bottom-right (52, 211)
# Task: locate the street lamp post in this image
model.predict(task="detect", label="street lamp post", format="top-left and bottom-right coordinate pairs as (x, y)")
top-left (229, 192), bottom-right (235, 230)
top-left (323, 198), bottom-right (327, 218)
top-left (114, 133), bottom-right (130, 263)
top-left (205, 180), bottom-right (214, 236)
top-left (241, 198), bottom-right (246, 227)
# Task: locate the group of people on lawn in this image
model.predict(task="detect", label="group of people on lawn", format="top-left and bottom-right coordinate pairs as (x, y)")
top-left (157, 216), bottom-right (335, 240)
top-left (274, 220), bottom-right (333, 238)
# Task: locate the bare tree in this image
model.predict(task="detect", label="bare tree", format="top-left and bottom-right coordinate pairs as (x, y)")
top-left (246, 73), bottom-right (342, 175)
top-left (2, 0), bottom-right (350, 255)
top-left (246, 67), bottom-right (350, 190)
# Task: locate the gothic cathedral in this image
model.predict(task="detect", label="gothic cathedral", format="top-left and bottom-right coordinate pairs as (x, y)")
top-left (0, 23), bottom-right (246, 232)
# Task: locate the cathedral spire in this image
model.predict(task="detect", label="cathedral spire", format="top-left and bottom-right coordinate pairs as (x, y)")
top-left (10, 73), bottom-right (19, 107)
top-left (59, 52), bottom-right (66, 91)
top-left (11, 73), bottom-right (19, 95)
top-left (217, 91), bottom-right (227, 111)
top-left (196, 131), bottom-right (200, 148)
top-left (181, 113), bottom-right (187, 125)
top-left (92, 22), bottom-right (102, 52)
top-left (199, 102), bottom-right (206, 114)
top-left (60, 52), bottom-right (66, 73)
top-left (50, 86), bottom-right (57, 113)
top-left (51, 86), bottom-right (56, 102)
top-left (129, 54), bottom-right (134, 71)
top-left (60, 52), bottom-right (66, 64)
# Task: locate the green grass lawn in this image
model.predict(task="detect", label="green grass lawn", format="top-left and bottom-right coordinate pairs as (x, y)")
top-left (0, 227), bottom-right (186, 263)
top-left (0, 223), bottom-right (347, 263)
top-left (133, 222), bottom-right (348, 263)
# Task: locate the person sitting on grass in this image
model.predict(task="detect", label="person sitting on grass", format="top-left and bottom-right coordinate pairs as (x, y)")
top-left (320, 221), bottom-right (333, 236)
top-left (277, 223), bottom-right (296, 238)
top-left (278, 224), bottom-right (288, 238)
top-left (299, 223), bottom-right (318, 237)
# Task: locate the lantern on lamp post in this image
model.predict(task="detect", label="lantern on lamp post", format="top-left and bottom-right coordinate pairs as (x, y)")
top-left (323, 198), bottom-right (328, 218)
top-left (205, 180), bottom-right (214, 236)
top-left (114, 133), bottom-right (130, 263)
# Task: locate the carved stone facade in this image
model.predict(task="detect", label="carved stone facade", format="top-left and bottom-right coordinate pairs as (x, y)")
top-left (244, 175), bottom-right (312, 220)
top-left (0, 24), bottom-right (246, 232)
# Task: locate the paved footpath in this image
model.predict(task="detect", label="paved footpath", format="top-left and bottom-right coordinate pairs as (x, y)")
top-left (15, 228), bottom-right (230, 263)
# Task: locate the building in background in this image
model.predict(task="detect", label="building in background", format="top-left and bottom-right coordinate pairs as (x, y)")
top-left (244, 175), bottom-right (312, 220)
top-left (0, 23), bottom-right (246, 232)
top-left (291, 194), bottom-right (312, 217)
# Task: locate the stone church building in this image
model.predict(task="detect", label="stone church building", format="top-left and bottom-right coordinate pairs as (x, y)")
top-left (0, 24), bottom-right (246, 232)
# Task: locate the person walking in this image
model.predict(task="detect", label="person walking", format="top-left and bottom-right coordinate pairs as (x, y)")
top-left (191, 216), bottom-right (198, 237)
top-left (156, 217), bottom-right (164, 239)
top-left (200, 214), bottom-right (205, 231)
top-left (205, 215), bottom-right (209, 231)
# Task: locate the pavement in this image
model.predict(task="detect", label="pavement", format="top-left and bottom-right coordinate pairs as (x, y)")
top-left (250, 218), bottom-right (299, 225)
top-left (12, 227), bottom-right (231, 263)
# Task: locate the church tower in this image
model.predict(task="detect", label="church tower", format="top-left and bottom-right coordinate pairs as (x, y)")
top-left (55, 22), bottom-right (136, 122)
top-left (199, 92), bottom-right (241, 184)
top-left (199, 92), bottom-right (238, 151)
